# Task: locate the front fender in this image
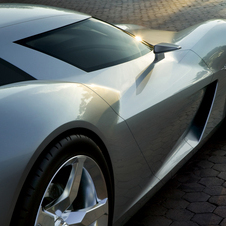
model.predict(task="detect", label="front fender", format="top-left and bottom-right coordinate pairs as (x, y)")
top-left (0, 80), bottom-right (119, 225)
top-left (0, 80), bottom-right (151, 226)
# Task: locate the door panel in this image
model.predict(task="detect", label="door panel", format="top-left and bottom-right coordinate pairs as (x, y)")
top-left (120, 50), bottom-right (213, 177)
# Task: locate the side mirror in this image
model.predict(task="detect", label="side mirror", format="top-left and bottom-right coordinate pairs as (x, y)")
top-left (154, 43), bottom-right (181, 54)
top-left (154, 43), bottom-right (181, 62)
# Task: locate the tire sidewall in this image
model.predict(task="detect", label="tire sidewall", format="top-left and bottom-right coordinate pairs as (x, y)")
top-left (11, 135), bottom-right (113, 226)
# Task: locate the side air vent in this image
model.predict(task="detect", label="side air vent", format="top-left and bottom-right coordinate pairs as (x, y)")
top-left (185, 81), bottom-right (218, 147)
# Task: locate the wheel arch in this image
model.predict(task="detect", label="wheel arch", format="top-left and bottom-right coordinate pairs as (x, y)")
top-left (46, 126), bottom-right (115, 195)
top-left (10, 122), bottom-right (115, 226)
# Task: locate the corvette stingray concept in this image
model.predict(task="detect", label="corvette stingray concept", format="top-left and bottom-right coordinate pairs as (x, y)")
top-left (1, 3), bottom-right (226, 226)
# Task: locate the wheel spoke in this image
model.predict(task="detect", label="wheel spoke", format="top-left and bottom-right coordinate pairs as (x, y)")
top-left (36, 208), bottom-right (55, 226)
top-left (45, 156), bottom-right (86, 215)
top-left (63, 198), bottom-right (108, 226)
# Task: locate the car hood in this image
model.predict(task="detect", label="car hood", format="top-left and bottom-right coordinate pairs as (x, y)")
top-left (118, 20), bottom-right (225, 49)
top-left (174, 19), bottom-right (226, 71)
top-left (119, 20), bottom-right (226, 71)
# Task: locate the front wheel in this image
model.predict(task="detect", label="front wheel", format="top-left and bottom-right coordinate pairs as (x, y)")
top-left (12, 135), bottom-right (113, 226)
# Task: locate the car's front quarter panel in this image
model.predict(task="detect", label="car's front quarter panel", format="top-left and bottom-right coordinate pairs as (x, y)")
top-left (0, 81), bottom-right (112, 225)
top-left (0, 81), bottom-right (153, 226)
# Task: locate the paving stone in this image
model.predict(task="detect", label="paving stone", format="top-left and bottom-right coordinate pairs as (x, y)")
top-left (195, 152), bottom-right (212, 161)
top-left (166, 209), bottom-right (194, 221)
top-left (214, 164), bottom-right (226, 172)
top-left (218, 172), bottom-right (226, 180)
top-left (142, 216), bottom-right (172, 226)
top-left (178, 183), bottom-right (205, 192)
top-left (212, 150), bottom-right (226, 156)
top-left (208, 156), bottom-right (226, 164)
top-left (221, 218), bottom-right (226, 226)
top-left (181, 175), bottom-right (200, 183)
top-left (126, 222), bottom-right (145, 226)
top-left (187, 202), bottom-right (216, 213)
top-left (204, 186), bottom-right (226, 196)
top-left (194, 168), bottom-right (219, 177)
top-left (183, 192), bottom-right (210, 202)
top-left (4, 0), bottom-right (226, 31)
top-left (199, 177), bottom-right (224, 187)
top-left (197, 160), bottom-right (214, 169)
top-left (142, 204), bottom-right (167, 216)
top-left (214, 206), bottom-right (226, 218)
top-left (165, 178), bottom-right (181, 189)
top-left (170, 222), bottom-right (199, 226)
top-left (160, 189), bottom-right (185, 199)
top-left (162, 199), bottom-right (189, 209)
top-left (209, 196), bottom-right (226, 205)
top-left (192, 213), bottom-right (222, 225)
top-left (176, 173), bottom-right (200, 183)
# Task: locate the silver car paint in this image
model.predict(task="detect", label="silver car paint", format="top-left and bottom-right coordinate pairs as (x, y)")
top-left (126, 19), bottom-right (226, 144)
top-left (1, 4), bottom-right (226, 226)
top-left (0, 4), bottom-right (89, 28)
top-left (0, 81), bottom-right (153, 225)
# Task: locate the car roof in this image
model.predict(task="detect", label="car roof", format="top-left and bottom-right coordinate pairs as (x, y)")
top-left (0, 3), bottom-right (89, 28)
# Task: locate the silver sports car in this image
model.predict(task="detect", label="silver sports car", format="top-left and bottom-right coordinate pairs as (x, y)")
top-left (1, 3), bottom-right (226, 226)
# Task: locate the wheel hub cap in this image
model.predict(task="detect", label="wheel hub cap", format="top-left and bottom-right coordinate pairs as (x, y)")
top-left (55, 217), bottom-right (68, 226)
top-left (34, 155), bottom-right (108, 226)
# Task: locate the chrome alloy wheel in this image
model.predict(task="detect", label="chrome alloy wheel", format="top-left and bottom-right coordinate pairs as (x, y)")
top-left (34, 155), bottom-right (108, 226)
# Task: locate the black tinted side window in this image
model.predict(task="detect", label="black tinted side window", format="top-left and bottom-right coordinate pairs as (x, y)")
top-left (0, 58), bottom-right (35, 86)
top-left (17, 18), bottom-right (151, 72)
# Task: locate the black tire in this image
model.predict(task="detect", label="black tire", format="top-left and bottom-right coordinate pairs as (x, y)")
top-left (11, 135), bottom-right (113, 226)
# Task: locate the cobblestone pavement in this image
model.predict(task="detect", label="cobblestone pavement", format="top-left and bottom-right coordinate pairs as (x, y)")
top-left (2, 0), bottom-right (226, 31)
top-left (3, 0), bottom-right (226, 225)
top-left (125, 122), bottom-right (226, 226)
